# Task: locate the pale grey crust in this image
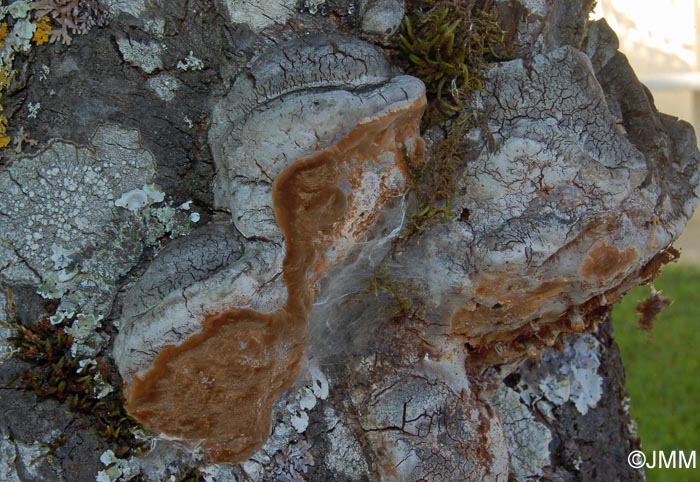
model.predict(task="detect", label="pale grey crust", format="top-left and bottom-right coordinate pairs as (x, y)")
top-left (209, 33), bottom-right (403, 238)
top-left (119, 223), bottom-right (244, 323)
top-left (0, 125), bottom-right (156, 318)
top-left (388, 45), bottom-right (698, 354)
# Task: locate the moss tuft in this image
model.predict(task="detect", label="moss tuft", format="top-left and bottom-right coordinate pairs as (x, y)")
top-left (395, 0), bottom-right (507, 112)
top-left (348, 258), bottom-right (417, 320)
top-left (181, 468), bottom-right (206, 482)
top-left (3, 288), bottom-right (145, 457)
top-left (394, 116), bottom-right (473, 247)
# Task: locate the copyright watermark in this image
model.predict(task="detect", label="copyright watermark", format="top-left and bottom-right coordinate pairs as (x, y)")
top-left (628, 450), bottom-right (696, 469)
top-left (628, 450), bottom-right (646, 469)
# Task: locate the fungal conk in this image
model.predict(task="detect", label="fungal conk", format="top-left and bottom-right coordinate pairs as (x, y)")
top-left (114, 34), bottom-right (426, 463)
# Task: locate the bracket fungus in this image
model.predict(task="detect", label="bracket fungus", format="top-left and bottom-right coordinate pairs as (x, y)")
top-left (377, 45), bottom-right (700, 370)
top-left (113, 34), bottom-right (426, 463)
top-left (108, 18), bottom-right (700, 480)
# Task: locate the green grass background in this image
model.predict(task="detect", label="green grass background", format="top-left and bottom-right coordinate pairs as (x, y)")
top-left (612, 263), bottom-right (700, 482)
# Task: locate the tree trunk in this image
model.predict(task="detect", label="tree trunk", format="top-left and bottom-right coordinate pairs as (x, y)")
top-left (0, 0), bottom-right (696, 481)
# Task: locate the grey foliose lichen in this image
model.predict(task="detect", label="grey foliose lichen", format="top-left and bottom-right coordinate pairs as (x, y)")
top-left (103, 0), bottom-right (146, 18)
top-left (491, 333), bottom-right (604, 479)
top-left (117, 38), bottom-right (163, 74)
top-left (0, 125), bottom-right (156, 348)
top-left (514, 334), bottom-right (603, 415)
top-left (493, 384), bottom-right (553, 481)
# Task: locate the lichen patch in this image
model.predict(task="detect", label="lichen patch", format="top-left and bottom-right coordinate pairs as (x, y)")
top-left (0, 124), bottom-right (155, 329)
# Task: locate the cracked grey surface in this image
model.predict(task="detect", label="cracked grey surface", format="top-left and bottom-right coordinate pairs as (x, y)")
top-left (121, 223), bottom-right (243, 322)
top-left (210, 33), bottom-right (397, 239)
top-left (493, 385), bottom-right (553, 481)
top-left (497, 0), bottom-right (595, 56)
top-left (386, 45), bottom-right (699, 355)
top-left (468, 46), bottom-right (652, 272)
top-left (113, 221), bottom-right (259, 381)
top-left (345, 348), bottom-right (509, 482)
top-left (321, 406), bottom-right (371, 480)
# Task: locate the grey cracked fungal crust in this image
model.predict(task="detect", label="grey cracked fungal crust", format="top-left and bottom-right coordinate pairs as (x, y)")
top-left (352, 372), bottom-right (509, 481)
top-left (0, 125), bottom-right (156, 324)
top-left (388, 44), bottom-right (700, 365)
top-left (209, 33), bottom-right (398, 239)
top-left (115, 33), bottom-right (426, 382)
top-left (321, 327), bottom-right (511, 482)
top-left (113, 221), bottom-right (250, 380)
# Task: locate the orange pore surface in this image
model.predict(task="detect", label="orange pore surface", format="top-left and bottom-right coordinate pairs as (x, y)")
top-left (125, 94), bottom-right (426, 463)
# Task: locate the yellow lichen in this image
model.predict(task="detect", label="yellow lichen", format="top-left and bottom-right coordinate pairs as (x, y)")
top-left (0, 114), bottom-right (10, 148)
top-left (0, 66), bottom-right (16, 149)
top-left (0, 67), bottom-right (14, 91)
top-left (33, 17), bottom-right (51, 46)
top-left (0, 23), bottom-right (8, 48)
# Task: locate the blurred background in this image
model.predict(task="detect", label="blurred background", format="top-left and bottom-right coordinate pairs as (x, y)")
top-left (593, 2), bottom-right (700, 481)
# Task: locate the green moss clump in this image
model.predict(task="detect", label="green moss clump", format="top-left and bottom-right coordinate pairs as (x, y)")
top-left (180, 468), bottom-right (206, 482)
top-left (391, 1), bottom-right (507, 244)
top-left (396, 0), bottom-right (507, 112)
top-left (394, 116), bottom-right (472, 247)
